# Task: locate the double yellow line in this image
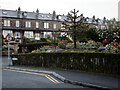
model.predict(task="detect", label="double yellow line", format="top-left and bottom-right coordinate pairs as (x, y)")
top-left (45, 75), bottom-right (60, 83)
top-left (3, 69), bottom-right (62, 84)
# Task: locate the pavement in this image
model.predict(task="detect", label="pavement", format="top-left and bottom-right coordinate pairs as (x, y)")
top-left (2, 56), bottom-right (120, 89)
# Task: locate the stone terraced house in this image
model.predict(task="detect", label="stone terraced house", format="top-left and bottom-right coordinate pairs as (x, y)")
top-left (0, 7), bottom-right (107, 54)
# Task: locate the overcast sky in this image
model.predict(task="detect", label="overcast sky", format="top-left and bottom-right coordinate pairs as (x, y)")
top-left (0, 0), bottom-right (119, 20)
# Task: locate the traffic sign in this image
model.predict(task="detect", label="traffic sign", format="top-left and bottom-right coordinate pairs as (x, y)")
top-left (6, 34), bottom-right (12, 42)
top-left (6, 34), bottom-right (12, 66)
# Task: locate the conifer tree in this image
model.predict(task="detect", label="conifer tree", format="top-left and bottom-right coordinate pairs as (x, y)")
top-left (62, 9), bottom-right (89, 48)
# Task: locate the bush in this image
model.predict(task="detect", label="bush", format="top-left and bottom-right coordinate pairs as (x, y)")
top-left (66, 43), bottom-right (74, 49)
top-left (19, 42), bottom-right (58, 52)
top-left (58, 36), bottom-right (73, 43)
top-left (11, 52), bottom-right (120, 75)
top-left (58, 40), bottom-right (67, 49)
top-left (40, 38), bottom-right (52, 43)
top-left (79, 42), bottom-right (102, 50)
top-left (40, 38), bottom-right (47, 42)
top-left (23, 37), bottom-right (31, 43)
top-left (105, 44), bottom-right (119, 53)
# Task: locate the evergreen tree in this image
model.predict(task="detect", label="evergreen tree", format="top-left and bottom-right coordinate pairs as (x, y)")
top-left (62, 9), bottom-right (89, 48)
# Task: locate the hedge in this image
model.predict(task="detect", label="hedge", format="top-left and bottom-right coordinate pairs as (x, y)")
top-left (11, 53), bottom-right (120, 75)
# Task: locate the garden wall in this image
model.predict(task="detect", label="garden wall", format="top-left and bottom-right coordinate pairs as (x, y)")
top-left (11, 53), bottom-right (120, 75)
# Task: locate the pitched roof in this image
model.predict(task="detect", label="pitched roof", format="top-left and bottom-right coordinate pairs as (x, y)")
top-left (0, 9), bottom-right (107, 25)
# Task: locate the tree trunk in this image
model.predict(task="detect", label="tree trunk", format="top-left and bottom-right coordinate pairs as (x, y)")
top-left (73, 9), bottom-right (77, 49)
top-left (73, 32), bottom-right (77, 49)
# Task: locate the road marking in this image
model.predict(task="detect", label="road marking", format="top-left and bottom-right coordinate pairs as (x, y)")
top-left (3, 68), bottom-right (63, 84)
top-left (47, 75), bottom-right (59, 83)
top-left (3, 69), bottom-right (46, 76)
top-left (45, 75), bottom-right (57, 83)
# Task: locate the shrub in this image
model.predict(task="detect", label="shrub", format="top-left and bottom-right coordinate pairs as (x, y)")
top-left (66, 43), bottom-right (74, 49)
top-left (58, 36), bottom-right (73, 43)
top-left (105, 44), bottom-right (119, 53)
top-left (19, 42), bottom-right (58, 52)
top-left (79, 42), bottom-right (102, 50)
top-left (58, 40), bottom-right (67, 49)
top-left (40, 38), bottom-right (52, 43)
top-left (40, 38), bottom-right (47, 42)
top-left (11, 52), bottom-right (120, 75)
top-left (23, 37), bottom-right (31, 43)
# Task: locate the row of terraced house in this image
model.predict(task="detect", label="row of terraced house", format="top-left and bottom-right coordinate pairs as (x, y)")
top-left (0, 7), bottom-right (108, 54)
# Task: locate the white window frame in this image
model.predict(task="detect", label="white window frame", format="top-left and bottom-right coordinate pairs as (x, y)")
top-left (35, 33), bottom-right (40, 40)
top-left (44, 22), bottom-right (49, 29)
top-left (15, 32), bottom-right (20, 38)
top-left (24, 31), bottom-right (34, 38)
top-left (4, 20), bottom-right (10, 26)
top-left (3, 30), bottom-right (13, 38)
top-left (16, 21), bottom-right (19, 27)
top-left (25, 21), bottom-right (31, 28)
top-left (53, 24), bottom-right (56, 29)
top-left (36, 22), bottom-right (39, 28)
top-left (43, 32), bottom-right (52, 38)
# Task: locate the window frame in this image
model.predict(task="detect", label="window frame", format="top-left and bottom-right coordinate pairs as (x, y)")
top-left (36, 22), bottom-right (39, 28)
top-left (44, 22), bottom-right (49, 29)
top-left (35, 33), bottom-right (40, 40)
top-left (16, 21), bottom-right (20, 27)
top-left (4, 20), bottom-right (10, 26)
top-left (15, 32), bottom-right (20, 38)
top-left (25, 21), bottom-right (31, 28)
top-left (3, 30), bottom-right (13, 38)
top-left (53, 23), bottom-right (56, 29)
top-left (24, 31), bottom-right (34, 39)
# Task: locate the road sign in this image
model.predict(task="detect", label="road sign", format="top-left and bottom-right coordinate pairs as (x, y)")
top-left (6, 34), bottom-right (12, 42)
top-left (6, 34), bottom-right (12, 66)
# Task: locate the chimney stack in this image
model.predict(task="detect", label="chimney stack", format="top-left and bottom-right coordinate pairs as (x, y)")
top-left (36, 9), bottom-right (39, 18)
top-left (17, 7), bottom-right (21, 17)
top-left (52, 11), bottom-right (56, 20)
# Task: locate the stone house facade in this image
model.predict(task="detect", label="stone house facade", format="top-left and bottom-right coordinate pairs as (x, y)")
top-left (0, 7), bottom-right (107, 54)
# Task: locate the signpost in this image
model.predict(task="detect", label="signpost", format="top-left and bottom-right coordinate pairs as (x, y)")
top-left (6, 34), bottom-right (12, 66)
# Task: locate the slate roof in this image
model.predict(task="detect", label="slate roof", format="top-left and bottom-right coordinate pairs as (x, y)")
top-left (0, 9), bottom-right (107, 25)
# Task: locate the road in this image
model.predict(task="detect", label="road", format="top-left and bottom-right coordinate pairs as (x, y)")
top-left (2, 57), bottom-right (85, 88)
top-left (2, 56), bottom-right (119, 89)
top-left (2, 69), bottom-right (84, 88)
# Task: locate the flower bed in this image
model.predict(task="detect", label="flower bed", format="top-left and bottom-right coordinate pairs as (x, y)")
top-left (31, 45), bottom-right (60, 53)
top-left (105, 42), bottom-right (120, 53)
